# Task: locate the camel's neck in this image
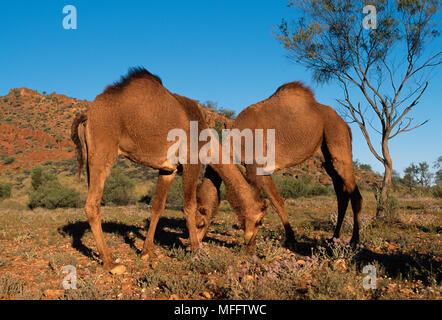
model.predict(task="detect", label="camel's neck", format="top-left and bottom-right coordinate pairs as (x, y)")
top-left (209, 163), bottom-right (256, 211)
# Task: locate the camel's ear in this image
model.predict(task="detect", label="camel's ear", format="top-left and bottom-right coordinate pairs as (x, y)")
top-left (196, 208), bottom-right (207, 228)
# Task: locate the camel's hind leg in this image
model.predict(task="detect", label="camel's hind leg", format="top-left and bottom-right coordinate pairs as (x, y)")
top-left (245, 165), bottom-right (296, 247)
top-left (141, 170), bottom-right (176, 260)
top-left (321, 143), bottom-right (363, 245)
top-left (182, 164), bottom-right (202, 251)
top-left (85, 157), bottom-right (120, 272)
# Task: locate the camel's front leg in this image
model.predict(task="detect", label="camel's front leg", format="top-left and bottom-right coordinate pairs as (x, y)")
top-left (141, 170), bottom-right (176, 260)
top-left (182, 164), bottom-right (202, 251)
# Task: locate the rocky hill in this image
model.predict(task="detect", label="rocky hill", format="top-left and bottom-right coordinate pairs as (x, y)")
top-left (0, 87), bottom-right (380, 188)
top-left (0, 87), bottom-right (232, 172)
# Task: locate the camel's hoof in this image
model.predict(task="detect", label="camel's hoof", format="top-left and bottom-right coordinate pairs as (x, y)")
top-left (110, 264), bottom-right (126, 275)
top-left (140, 252), bottom-right (152, 261)
top-left (245, 246), bottom-right (256, 254)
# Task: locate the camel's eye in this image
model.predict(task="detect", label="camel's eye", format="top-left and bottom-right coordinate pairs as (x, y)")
top-left (197, 220), bottom-right (205, 228)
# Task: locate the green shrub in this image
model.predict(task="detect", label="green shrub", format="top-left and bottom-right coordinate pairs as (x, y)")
top-left (272, 175), bottom-right (331, 199)
top-left (376, 194), bottom-right (401, 225)
top-left (309, 184), bottom-right (332, 196)
top-left (358, 164), bottom-right (372, 172)
top-left (3, 156), bottom-right (15, 165)
top-left (29, 179), bottom-right (80, 209)
top-left (166, 176), bottom-right (183, 206)
top-left (31, 166), bottom-right (56, 190)
top-left (140, 176), bottom-right (184, 207)
top-left (0, 182), bottom-right (11, 200)
top-left (220, 183), bottom-right (227, 201)
top-left (273, 175), bottom-right (310, 198)
top-left (102, 168), bottom-right (135, 206)
top-left (431, 185), bottom-right (442, 198)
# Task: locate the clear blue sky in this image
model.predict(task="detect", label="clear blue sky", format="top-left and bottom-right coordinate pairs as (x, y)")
top-left (1, 0), bottom-right (441, 175)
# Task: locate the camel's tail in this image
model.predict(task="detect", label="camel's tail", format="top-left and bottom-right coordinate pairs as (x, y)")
top-left (70, 112), bottom-right (89, 184)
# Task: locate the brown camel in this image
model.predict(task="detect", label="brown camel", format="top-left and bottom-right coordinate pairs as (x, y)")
top-left (195, 81), bottom-right (363, 249)
top-left (71, 67), bottom-right (267, 274)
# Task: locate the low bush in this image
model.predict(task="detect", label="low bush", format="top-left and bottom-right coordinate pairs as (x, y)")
top-left (3, 156), bottom-right (15, 165)
top-left (102, 168), bottom-right (136, 206)
top-left (29, 179), bottom-right (80, 209)
top-left (0, 182), bottom-right (11, 200)
top-left (431, 185), bottom-right (442, 198)
top-left (273, 175), bottom-right (331, 199)
top-left (31, 166), bottom-right (56, 190)
top-left (166, 176), bottom-right (183, 206)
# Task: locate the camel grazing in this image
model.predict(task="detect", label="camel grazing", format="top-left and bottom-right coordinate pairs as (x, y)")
top-left (195, 81), bottom-right (363, 249)
top-left (71, 67), bottom-right (267, 274)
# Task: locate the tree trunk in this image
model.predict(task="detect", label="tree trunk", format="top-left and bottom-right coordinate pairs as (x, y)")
top-left (376, 135), bottom-right (393, 217)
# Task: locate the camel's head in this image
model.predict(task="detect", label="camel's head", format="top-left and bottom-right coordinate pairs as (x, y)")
top-left (224, 180), bottom-right (268, 250)
top-left (241, 199), bottom-right (268, 250)
top-left (195, 206), bottom-right (213, 242)
top-left (194, 170), bottom-right (269, 249)
top-left (195, 177), bottom-right (221, 242)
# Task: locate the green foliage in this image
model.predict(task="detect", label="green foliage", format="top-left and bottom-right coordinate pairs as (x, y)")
top-left (431, 185), bottom-right (442, 198)
top-left (392, 170), bottom-right (402, 186)
top-left (353, 160), bottom-right (373, 172)
top-left (102, 168), bottom-right (136, 206)
top-left (403, 161), bottom-right (436, 190)
top-left (382, 195), bottom-right (401, 225)
top-left (31, 166), bottom-right (42, 190)
top-left (403, 163), bottom-right (419, 190)
top-left (213, 121), bottom-right (224, 141)
top-left (31, 166), bottom-right (56, 190)
top-left (433, 156), bottom-right (442, 185)
top-left (272, 175), bottom-right (331, 199)
top-left (417, 162), bottom-right (433, 187)
top-left (166, 176), bottom-right (183, 206)
top-left (139, 175), bottom-right (184, 207)
top-left (29, 179), bottom-right (80, 209)
top-left (200, 100), bottom-right (236, 119)
top-left (218, 108), bottom-right (236, 119)
top-left (0, 182), bottom-right (11, 200)
top-left (28, 166), bottom-right (79, 209)
top-left (200, 100), bottom-right (218, 112)
top-left (358, 164), bottom-right (372, 172)
top-left (3, 156), bottom-right (15, 165)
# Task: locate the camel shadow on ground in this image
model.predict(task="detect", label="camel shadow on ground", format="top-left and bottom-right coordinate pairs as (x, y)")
top-left (288, 235), bottom-right (441, 285)
top-left (354, 248), bottom-right (441, 285)
top-left (59, 219), bottom-right (441, 285)
top-left (58, 217), bottom-right (190, 263)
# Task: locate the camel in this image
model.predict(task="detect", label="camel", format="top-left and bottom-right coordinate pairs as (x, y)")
top-left (71, 67), bottom-right (267, 274)
top-left (195, 81), bottom-right (363, 249)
